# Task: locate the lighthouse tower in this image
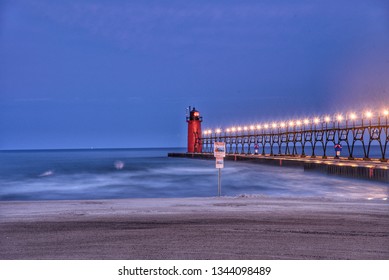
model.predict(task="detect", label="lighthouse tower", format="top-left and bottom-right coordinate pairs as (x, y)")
top-left (186, 106), bottom-right (203, 153)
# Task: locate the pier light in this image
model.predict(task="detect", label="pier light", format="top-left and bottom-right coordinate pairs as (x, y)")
top-left (208, 129), bottom-right (212, 134)
top-left (203, 131), bottom-right (207, 135)
top-left (214, 105), bottom-right (386, 162)
top-left (365, 111), bottom-right (373, 118)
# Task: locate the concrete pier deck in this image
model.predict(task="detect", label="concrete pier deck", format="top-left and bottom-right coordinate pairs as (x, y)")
top-left (168, 153), bottom-right (389, 182)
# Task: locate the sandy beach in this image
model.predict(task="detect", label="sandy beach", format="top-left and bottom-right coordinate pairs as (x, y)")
top-left (1, 196), bottom-right (388, 260)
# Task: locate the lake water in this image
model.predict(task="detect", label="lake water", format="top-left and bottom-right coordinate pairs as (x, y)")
top-left (0, 148), bottom-right (387, 201)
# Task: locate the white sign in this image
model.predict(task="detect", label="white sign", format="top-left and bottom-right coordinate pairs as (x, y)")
top-left (215, 157), bottom-right (224, 169)
top-left (214, 142), bottom-right (226, 158)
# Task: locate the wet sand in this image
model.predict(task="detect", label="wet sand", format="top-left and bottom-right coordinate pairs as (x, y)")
top-left (1, 197), bottom-right (388, 259)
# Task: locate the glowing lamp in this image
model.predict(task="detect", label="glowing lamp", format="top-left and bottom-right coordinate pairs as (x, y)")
top-left (243, 126), bottom-right (248, 131)
top-left (226, 128), bottom-right (231, 133)
top-left (237, 127), bottom-right (242, 131)
top-left (324, 116), bottom-right (331, 122)
top-left (288, 121), bottom-right (294, 126)
top-left (215, 129), bottom-right (221, 134)
top-left (365, 111), bottom-right (373, 118)
top-left (313, 118), bottom-right (320, 124)
top-left (304, 119), bottom-right (309, 125)
top-left (256, 125), bottom-right (262, 130)
top-left (264, 124), bottom-right (269, 129)
top-left (296, 120), bottom-right (302, 126)
top-left (383, 110), bottom-right (389, 116)
top-left (250, 125), bottom-right (255, 130)
top-left (280, 122), bottom-right (286, 128)
top-left (349, 113), bottom-right (357, 120)
top-left (231, 127), bottom-right (236, 132)
top-left (336, 114), bottom-right (343, 121)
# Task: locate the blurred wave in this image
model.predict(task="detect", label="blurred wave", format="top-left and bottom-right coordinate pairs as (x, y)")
top-left (0, 148), bottom-right (387, 201)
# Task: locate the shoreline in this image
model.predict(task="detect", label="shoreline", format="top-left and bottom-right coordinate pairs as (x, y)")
top-left (1, 196), bottom-right (388, 260)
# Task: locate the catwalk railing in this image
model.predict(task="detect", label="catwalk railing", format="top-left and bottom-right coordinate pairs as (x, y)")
top-left (200, 113), bottom-right (389, 161)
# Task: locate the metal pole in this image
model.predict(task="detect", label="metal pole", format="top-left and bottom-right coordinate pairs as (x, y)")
top-left (218, 168), bottom-right (221, 197)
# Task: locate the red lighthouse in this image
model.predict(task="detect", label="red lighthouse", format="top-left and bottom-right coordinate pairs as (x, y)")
top-left (186, 106), bottom-right (203, 153)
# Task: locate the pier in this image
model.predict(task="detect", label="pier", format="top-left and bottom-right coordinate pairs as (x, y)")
top-left (175, 107), bottom-right (389, 182)
top-left (200, 110), bottom-right (389, 161)
top-left (168, 153), bottom-right (389, 182)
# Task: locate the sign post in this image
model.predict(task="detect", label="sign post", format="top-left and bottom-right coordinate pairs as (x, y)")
top-left (214, 142), bottom-right (226, 197)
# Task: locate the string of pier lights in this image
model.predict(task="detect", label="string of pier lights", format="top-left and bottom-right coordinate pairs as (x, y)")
top-left (202, 108), bottom-right (389, 136)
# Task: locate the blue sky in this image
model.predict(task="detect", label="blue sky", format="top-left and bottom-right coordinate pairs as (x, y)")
top-left (1, 0), bottom-right (388, 149)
